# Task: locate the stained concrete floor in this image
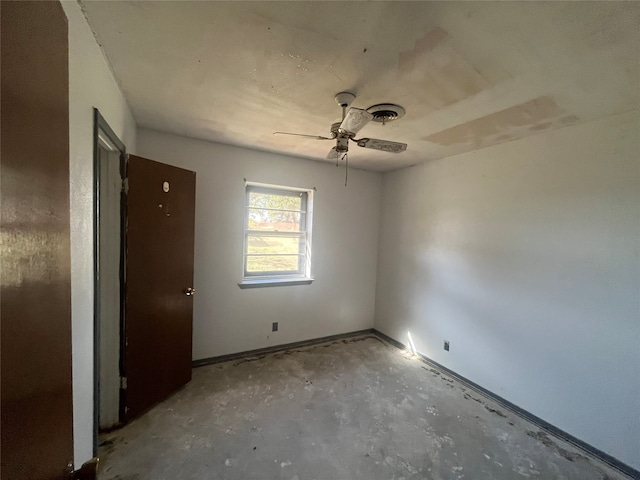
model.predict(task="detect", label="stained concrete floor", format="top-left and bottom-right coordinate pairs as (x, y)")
top-left (99, 335), bottom-right (629, 480)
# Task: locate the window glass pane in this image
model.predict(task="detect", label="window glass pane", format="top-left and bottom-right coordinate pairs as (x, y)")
top-left (243, 185), bottom-right (311, 279)
top-left (248, 191), bottom-right (303, 212)
top-left (247, 209), bottom-right (304, 232)
top-left (247, 235), bottom-right (302, 255)
top-left (246, 255), bottom-right (302, 273)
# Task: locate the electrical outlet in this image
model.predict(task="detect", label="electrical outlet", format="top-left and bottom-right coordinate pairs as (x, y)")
top-left (444, 340), bottom-right (450, 351)
top-left (272, 322), bottom-right (278, 332)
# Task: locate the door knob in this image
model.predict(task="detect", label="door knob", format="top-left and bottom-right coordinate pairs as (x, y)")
top-left (185, 287), bottom-right (195, 296)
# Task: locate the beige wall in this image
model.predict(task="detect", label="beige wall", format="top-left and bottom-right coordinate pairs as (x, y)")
top-left (375, 110), bottom-right (640, 469)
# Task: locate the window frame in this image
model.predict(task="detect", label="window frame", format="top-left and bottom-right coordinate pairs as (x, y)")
top-left (239, 182), bottom-right (314, 288)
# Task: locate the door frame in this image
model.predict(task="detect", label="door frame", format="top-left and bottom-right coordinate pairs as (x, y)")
top-left (92, 108), bottom-right (126, 456)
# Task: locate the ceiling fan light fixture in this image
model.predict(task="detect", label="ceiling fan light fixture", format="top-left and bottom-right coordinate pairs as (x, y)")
top-left (336, 136), bottom-right (349, 152)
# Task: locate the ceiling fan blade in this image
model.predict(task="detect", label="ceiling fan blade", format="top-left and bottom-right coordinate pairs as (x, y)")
top-left (273, 132), bottom-right (333, 140)
top-left (326, 146), bottom-right (339, 160)
top-left (355, 137), bottom-right (407, 153)
top-left (339, 108), bottom-right (373, 136)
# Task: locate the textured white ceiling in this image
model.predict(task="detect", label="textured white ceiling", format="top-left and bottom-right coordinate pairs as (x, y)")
top-left (81, 1), bottom-right (639, 172)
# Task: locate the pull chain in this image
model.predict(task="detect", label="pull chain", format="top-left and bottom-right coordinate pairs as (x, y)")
top-left (344, 153), bottom-right (348, 187)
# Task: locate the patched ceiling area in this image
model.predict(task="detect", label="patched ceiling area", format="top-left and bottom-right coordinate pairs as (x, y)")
top-left (80, 1), bottom-right (639, 172)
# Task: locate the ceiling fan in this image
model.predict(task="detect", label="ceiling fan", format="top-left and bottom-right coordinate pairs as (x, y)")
top-left (274, 92), bottom-right (407, 183)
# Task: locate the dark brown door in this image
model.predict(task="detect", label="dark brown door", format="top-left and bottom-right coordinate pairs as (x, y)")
top-left (124, 155), bottom-right (196, 420)
top-left (1, 1), bottom-right (74, 479)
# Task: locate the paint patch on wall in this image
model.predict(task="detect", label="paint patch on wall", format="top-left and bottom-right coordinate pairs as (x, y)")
top-left (398, 28), bottom-right (491, 111)
top-left (424, 97), bottom-right (578, 150)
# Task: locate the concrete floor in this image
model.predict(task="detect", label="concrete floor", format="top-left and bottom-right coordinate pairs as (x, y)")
top-left (99, 335), bottom-right (628, 480)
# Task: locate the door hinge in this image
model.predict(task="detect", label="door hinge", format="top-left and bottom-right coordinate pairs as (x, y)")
top-left (120, 376), bottom-right (127, 390)
top-left (122, 177), bottom-right (129, 194)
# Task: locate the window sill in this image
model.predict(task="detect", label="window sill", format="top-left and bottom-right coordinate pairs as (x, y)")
top-left (238, 278), bottom-right (314, 289)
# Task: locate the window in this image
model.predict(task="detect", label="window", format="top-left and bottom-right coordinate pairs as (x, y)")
top-left (240, 182), bottom-right (313, 287)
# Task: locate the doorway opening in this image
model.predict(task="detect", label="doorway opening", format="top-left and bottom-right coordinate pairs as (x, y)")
top-left (93, 109), bottom-right (126, 455)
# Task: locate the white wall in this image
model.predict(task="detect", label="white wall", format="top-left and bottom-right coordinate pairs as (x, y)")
top-left (375, 110), bottom-right (640, 469)
top-left (62, 0), bottom-right (137, 467)
top-left (137, 130), bottom-right (382, 360)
